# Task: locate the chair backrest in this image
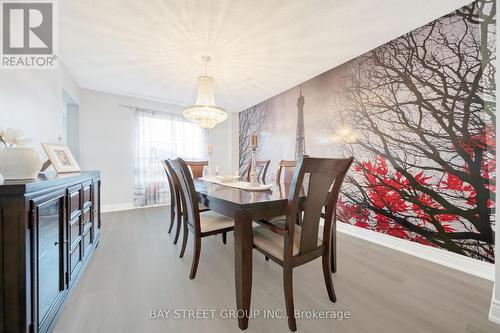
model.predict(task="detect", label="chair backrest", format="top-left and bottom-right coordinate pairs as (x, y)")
top-left (245, 160), bottom-right (270, 183)
top-left (275, 156), bottom-right (308, 185)
top-left (168, 158), bottom-right (201, 235)
top-left (285, 156), bottom-right (353, 259)
top-left (162, 160), bottom-right (180, 211)
top-left (185, 160), bottom-right (208, 179)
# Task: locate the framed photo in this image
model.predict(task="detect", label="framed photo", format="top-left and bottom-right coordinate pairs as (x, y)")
top-left (41, 143), bottom-right (80, 173)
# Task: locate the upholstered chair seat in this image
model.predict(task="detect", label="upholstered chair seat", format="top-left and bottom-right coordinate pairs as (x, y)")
top-left (200, 211), bottom-right (234, 233)
top-left (253, 224), bottom-right (322, 260)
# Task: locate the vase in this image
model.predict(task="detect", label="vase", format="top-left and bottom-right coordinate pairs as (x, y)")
top-left (0, 147), bottom-right (42, 180)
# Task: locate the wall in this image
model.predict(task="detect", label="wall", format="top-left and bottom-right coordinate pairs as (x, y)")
top-left (0, 63), bottom-right (79, 157)
top-left (492, 189), bottom-right (500, 322)
top-left (79, 89), bottom-right (238, 210)
top-left (239, 1), bottom-right (495, 264)
top-left (489, 2), bottom-right (500, 323)
top-left (208, 111), bottom-right (239, 176)
top-left (65, 103), bottom-right (80, 162)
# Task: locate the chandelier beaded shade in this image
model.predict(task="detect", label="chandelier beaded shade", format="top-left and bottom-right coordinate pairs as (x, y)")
top-left (183, 56), bottom-right (228, 129)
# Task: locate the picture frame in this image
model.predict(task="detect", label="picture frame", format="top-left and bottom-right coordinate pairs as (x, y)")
top-left (41, 143), bottom-right (80, 173)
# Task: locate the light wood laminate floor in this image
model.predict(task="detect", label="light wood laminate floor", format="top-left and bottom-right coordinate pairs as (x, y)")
top-left (54, 206), bottom-right (498, 333)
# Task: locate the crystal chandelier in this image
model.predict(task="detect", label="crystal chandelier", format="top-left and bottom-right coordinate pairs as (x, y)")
top-left (183, 56), bottom-right (228, 129)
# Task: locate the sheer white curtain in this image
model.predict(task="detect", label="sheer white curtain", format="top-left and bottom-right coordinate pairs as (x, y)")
top-left (131, 106), bottom-right (208, 206)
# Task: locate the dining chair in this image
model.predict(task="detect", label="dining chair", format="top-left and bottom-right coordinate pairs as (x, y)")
top-left (169, 158), bottom-right (235, 279)
top-left (263, 156), bottom-right (341, 272)
top-left (263, 159), bottom-right (303, 225)
top-left (252, 156), bottom-right (353, 331)
top-left (162, 160), bottom-right (182, 242)
top-left (259, 158), bottom-right (306, 262)
top-left (163, 160), bottom-right (210, 245)
top-left (275, 159), bottom-right (299, 185)
top-left (184, 160), bottom-right (208, 179)
top-left (244, 159), bottom-right (270, 183)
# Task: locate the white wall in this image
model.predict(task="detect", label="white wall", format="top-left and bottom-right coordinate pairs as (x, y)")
top-left (489, 6), bottom-right (500, 324)
top-left (66, 104), bottom-right (80, 162)
top-left (0, 63), bottom-right (79, 158)
top-left (208, 111), bottom-right (239, 176)
top-left (79, 88), bottom-right (240, 211)
top-left (492, 210), bottom-right (500, 323)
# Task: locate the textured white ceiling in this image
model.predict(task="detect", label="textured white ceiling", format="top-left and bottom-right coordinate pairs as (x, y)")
top-left (60, 0), bottom-right (471, 112)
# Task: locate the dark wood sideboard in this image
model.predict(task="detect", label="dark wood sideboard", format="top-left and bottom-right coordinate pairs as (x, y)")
top-left (0, 171), bottom-right (101, 333)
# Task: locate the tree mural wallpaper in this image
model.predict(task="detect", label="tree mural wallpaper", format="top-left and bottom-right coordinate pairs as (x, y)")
top-left (239, 0), bottom-right (496, 262)
top-left (239, 101), bottom-right (271, 174)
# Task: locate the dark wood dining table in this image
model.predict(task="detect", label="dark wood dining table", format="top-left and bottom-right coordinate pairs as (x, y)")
top-left (194, 179), bottom-right (335, 330)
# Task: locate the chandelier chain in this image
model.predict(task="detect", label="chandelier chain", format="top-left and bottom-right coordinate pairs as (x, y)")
top-left (201, 55), bottom-right (210, 76)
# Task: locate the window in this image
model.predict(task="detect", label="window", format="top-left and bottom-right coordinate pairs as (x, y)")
top-left (132, 106), bottom-right (208, 206)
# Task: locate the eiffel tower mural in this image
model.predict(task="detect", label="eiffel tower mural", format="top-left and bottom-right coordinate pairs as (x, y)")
top-left (294, 86), bottom-right (306, 159)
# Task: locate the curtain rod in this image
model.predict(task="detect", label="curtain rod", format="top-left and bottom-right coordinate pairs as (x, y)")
top-left (119, 104), bottom-right (185, 116)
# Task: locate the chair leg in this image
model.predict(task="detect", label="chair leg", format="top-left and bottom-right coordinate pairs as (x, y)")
top-left (173, 211), bottom-right (182, 244)
top-left (222, 232), bottom-right (227, 244)
top-left (330, 240), bottom-right (336, 273)
top-left (322, 249), bottom-right (337, 303)
top-left (168, 205), bottom-right (175, 233)
top-left (189, 236), bottom-right (201, 279)
top-left (331, 219), bottom-right (337, 273)
top-left (179, 220), bottom-right (188, 258)
top-left (283, 267), bottom-right (297, 332)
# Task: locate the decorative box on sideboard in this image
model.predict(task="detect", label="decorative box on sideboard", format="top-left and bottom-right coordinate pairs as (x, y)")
top-left (0, 171), bottom-right (101, 333)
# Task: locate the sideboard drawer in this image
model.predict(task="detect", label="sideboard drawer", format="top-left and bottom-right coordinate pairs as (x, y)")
top-left (82, 181), bottom-right (92, 209)
top-left (69, 216), bottom-right (81, 247)
top-left (82, 226), bottom-right (92, 258)
top-left (82, 207), bottom-right (92, 226)
top-left (69, 242), bottom-right (82, 278)
top-left (68, 184), bottom-right (82, 219)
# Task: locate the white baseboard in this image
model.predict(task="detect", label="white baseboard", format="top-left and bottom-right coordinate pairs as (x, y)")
top-left (490, 290), bottom-right (500, 325)
top-left (337, 223), bottom-right (495, 281)
top-left (101, 202), bottom-right (169, 213)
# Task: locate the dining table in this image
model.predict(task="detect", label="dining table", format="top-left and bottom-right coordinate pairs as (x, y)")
top-left (194, 178), bottom-right (337, 330)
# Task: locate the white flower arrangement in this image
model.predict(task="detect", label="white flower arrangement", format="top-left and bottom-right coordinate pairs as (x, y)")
top-left (0, 127), bottom-right (32, 148)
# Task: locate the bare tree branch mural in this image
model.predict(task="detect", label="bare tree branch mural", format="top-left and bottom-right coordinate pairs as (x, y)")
top-left (239, 102), bottom-right (271, 174)
top-left (330, 1), bottom-right (496, 262)
top-left (237, 1), bottom-right (495, 262)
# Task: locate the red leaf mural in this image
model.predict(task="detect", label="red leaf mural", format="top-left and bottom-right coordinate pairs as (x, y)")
top-left (333, 1), bottom-right (495, 262)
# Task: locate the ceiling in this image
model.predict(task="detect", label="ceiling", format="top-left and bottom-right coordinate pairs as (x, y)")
top-left (60, 0), bottom-right (472, 112)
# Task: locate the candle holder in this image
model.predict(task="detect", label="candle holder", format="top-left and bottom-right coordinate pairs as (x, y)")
top-left (249, 143), bottom-right (259, 185)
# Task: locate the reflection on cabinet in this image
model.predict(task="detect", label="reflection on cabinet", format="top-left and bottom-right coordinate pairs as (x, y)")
top-left (0, 171), bottom-right (101, 333)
